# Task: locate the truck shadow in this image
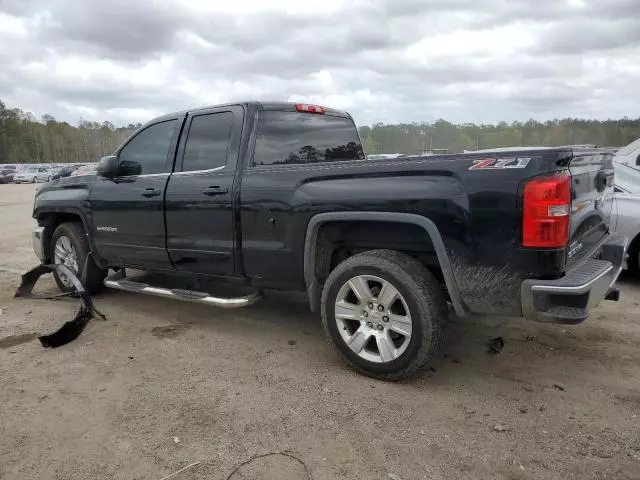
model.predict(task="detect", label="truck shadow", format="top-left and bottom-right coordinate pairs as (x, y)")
top-left (96, 271), bottom-right (640, 385)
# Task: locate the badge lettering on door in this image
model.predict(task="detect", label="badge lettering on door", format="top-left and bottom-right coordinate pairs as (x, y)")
top-left (96, 226), bottom-right (118, 232)
top-left (469, 157), bottom-right (531, 170)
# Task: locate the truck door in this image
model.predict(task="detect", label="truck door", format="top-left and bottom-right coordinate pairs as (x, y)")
top-left (90, 117), bottom-right (182, 269)
top-left (165, 106), bottom-right (244, 276)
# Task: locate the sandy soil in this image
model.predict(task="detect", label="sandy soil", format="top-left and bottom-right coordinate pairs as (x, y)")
top-left (0, 184), bottom-right (639, 480)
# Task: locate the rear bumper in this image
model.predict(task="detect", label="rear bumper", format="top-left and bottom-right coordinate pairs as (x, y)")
top-left (32, 226), bottom-right (46, 263)
top-left (521, 233), bottom-right (628, 324)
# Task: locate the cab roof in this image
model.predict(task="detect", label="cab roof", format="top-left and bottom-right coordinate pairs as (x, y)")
top-left (154, 101), bottom-right (352, 124)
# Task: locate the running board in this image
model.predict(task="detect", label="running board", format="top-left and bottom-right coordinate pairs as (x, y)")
top-left (104, 272), bottom-right (262, 308)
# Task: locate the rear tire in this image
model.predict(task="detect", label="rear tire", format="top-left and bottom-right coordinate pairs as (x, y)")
top-left (321, 249), bottom-right (447, 381)
top-left (50, 222), bottom-right (107, 294)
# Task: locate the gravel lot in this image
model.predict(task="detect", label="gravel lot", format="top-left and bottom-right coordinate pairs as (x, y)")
top-left (1, 183), bottom-right (639, 480)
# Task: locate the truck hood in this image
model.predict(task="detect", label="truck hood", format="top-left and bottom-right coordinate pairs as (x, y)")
top-left (36, 174), bottom-right (98, 196)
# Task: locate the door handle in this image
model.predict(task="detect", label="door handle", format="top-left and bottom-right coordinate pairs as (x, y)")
top-left (141, 188), bottom-right (161, 197)
top-left (203, 186), bottom-right (229, 196)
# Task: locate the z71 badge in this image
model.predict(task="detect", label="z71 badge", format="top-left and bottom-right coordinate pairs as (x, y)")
top-left (469, 157), bottom-right (531, 170)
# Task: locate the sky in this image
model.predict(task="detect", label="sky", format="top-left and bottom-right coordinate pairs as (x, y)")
top-left (0, 0), bottom-right (639, 127)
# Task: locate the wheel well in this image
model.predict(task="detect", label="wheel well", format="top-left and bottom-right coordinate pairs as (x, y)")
top-left (312, 220), bottom-right (444, 298)
top-left (37, 213), bottom-right (85, 259)
top-left (628, 232), bottom-right (640, 268)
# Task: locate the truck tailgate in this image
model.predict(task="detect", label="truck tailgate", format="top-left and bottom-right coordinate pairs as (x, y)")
top-left (567, 151), bottom-right (615, 266)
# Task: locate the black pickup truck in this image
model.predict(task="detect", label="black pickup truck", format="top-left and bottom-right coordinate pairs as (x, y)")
top-left (32, 101), bottom-right (627, 379)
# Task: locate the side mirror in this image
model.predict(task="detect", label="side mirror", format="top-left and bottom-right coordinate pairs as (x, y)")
top-left (636, 154), bottom-right (640, 166)
top-left (97, 155), bottom-right (120, 178)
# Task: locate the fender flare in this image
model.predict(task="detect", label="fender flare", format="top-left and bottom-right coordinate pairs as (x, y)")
top-left (303, 211), bottom-right (467, 316)
top-left (35, 207), bottom-right (106, 268)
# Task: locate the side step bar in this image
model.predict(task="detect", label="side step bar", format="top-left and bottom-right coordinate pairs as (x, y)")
top-left (104, 272), bottom-right (262, 309)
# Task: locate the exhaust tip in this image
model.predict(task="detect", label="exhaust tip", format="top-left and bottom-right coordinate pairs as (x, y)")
top-left (604, 287), bottom-right (620, 302)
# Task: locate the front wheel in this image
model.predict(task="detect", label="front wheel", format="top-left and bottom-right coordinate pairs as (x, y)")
top-left (321, 249), bottom-right (447, 381)
top-left (50, 222), bottom-right (107, 294)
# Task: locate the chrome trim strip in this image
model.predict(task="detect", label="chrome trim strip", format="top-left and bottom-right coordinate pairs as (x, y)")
top-left (172, 166), bottom-right (226, 175)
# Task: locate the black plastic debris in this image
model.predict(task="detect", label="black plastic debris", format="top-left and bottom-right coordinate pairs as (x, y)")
top-left (15, 263), bottom-right (105, 348)
top-left (488, 336), bottom-right (505, 354)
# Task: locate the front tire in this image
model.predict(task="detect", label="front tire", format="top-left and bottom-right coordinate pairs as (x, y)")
top-left (321, 249), bottom-right (447, 381)
top-left (50, 222), bottom-right (107, 294)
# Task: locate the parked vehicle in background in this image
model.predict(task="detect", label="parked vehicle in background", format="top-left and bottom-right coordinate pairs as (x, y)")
top-left (367, 153), bottom-right (407, 160)
top-left (51, 165), bottom-right (79, 180)
top-left (13, 167), bottom-right (51, 183)
top-left (613, 138), bottom-right (640, 171)
top-left (612, 139), bottom-right (640, 275)
top-left (70, 164), bottom-right (97, 177)
top-left (0, 165), bottom-right (18, 183)
top-left (31, 101), bottom-right (626, 380)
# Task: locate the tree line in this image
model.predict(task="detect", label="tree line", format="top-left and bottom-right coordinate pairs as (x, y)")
top-left (360, 118), bottom-right (640, 155)
top-left (0, 100), bottom-right (140, 164)
top-left (2, 99), bottom-right (640, 164)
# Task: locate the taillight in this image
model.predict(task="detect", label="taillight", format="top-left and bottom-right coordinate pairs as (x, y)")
top-left (296, 103), bottom-right (325, 114)
top-left (522, 171), bottom-right (571, 248)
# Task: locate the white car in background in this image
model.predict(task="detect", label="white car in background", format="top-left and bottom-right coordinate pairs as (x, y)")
top-left (70, 164), bottom-right (98, 176)
top-left (13, 167), bottom-right (52, 183)
top-left (613, 141), bottom-right (640, 275)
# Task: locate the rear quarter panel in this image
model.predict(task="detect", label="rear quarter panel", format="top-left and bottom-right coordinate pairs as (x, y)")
top-left (239, 154), bottom-right (556, 316)
top-left (239, 158), bottom-right (469, 289)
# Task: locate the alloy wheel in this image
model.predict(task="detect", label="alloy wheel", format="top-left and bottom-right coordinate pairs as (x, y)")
top-left (334, 275), bottom-right (412, 363)
top-left (53, 235), bottom-right (79, 288)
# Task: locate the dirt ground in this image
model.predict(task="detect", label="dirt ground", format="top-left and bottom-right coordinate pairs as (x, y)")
top-left (0, 183), bottom-right (639, 480)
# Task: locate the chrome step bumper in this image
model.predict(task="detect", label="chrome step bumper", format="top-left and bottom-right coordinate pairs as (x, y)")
top-left (104, 271), bottom-right (262, 309)
top-left (521, 233), bottom-right (628, 324)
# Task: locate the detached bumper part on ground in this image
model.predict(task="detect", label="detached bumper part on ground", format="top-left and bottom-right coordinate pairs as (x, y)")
top-left (14, 263), bottom-right (105, 348)
top-left (521, 233), bottom-right (628, 324)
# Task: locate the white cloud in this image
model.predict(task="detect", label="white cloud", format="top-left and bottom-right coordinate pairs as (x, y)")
top-left (0, 0), bottom-right (639, 126)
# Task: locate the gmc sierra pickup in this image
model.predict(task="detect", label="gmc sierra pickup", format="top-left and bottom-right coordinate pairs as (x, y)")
top-left (31, 101), bottom-right (627, 380)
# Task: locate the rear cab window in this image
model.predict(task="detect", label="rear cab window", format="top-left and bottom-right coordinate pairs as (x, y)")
top-left (253, 110), bottom-right (365, 166)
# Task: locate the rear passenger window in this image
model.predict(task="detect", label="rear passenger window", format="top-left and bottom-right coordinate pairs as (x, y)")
top-left (182, 112), bottom-right (233, 172)
top-left (253, 111), bottom-right (365, 166)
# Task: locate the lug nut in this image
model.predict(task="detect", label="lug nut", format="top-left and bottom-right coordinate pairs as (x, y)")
top-left (367, 322), bottom-right (373, 328)
top-left (363, 311), bottom-right (369, 318)
top-left (368, 302), bottom-right (374, 309)
top-left (382, 316), bottom-right (389, 322)
top-left (377, 305), bottom-right (384, 312)
top-left (377, 324), bottom-right (384, 331)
